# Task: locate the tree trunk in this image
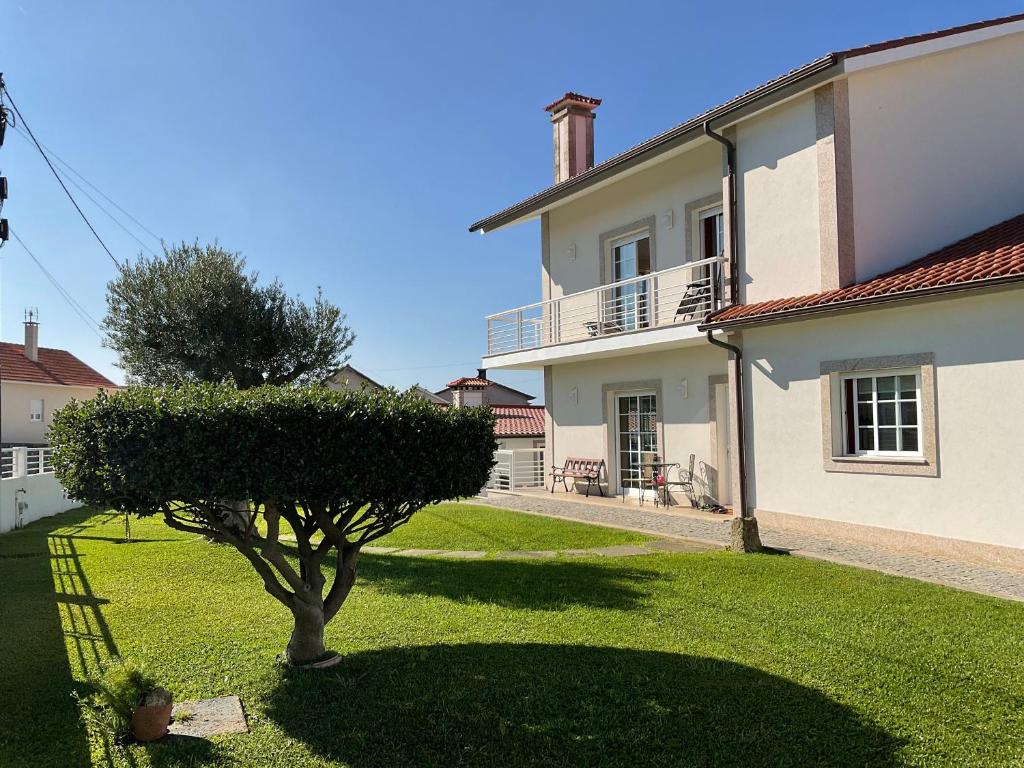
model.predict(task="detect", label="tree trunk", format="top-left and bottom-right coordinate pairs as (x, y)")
top-left (286, 600), bottom-right (326, 665)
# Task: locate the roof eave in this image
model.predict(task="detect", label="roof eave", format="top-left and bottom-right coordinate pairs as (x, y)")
top-left (468, 55), bottom-right (843, 234)
top-left (699, 274), bottom-right (1024, 331)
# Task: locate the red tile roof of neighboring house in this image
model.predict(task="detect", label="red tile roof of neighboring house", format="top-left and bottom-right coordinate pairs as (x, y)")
top-left (446, 376), bottom-right (491, 388)
top-left (702, 212), bottom-right (1024, 329)
top-left (469, 12), bottom-right (1024, 234)
top-left (492, 405), bottom-right (545, 438)
top-left (0, 342), bottom-right (119, 388)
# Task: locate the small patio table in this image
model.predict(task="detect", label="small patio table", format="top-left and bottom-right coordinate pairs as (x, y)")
top-left (640, 461), bottom-right (680, 508)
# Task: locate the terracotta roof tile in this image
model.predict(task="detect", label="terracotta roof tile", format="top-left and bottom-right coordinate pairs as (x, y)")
top-left (491, 405), bottom-right (545, 438)
top-left (446, 376), bottom-right (491, 388)
top-left (0, 342), bottom-right (119, 388)
top-left (703, 212), bottom-right (1024, 328)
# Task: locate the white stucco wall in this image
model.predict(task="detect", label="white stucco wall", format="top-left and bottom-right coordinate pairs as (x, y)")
top-left (847, 31), bottom-right (1024, 281)
top-left (743, 288), bottom-right (1024, 549)
top-left (547, 345), bottom-right (727, 489)
top-left (0, 473), bottom-right (77, 534)
top-left (736, 92), bottom-right (822, 303)
top-left (1, 382), bottom-right (107, 445)
top-left (546, 142), bottom-right (722, 298)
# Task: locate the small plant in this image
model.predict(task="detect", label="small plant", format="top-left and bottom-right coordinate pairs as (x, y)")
top-left (173, 707), bottom-right (194, 724)
top-left (73, 658), bottom-right (158, 743)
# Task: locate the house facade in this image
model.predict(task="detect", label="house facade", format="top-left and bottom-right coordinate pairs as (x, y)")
top-left (1, 318), bottom-right (118, 446)
top-left (470, 14), bottom-right (1024, 562)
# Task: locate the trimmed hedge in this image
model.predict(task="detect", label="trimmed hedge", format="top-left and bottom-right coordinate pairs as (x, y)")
top-left (49, 384), bottom-right (497, 514)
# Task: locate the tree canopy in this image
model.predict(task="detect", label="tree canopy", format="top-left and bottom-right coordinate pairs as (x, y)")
top-left (104, 242), bottom-right (354, 388)
top-left (50, 384), bottom-right (496, 664)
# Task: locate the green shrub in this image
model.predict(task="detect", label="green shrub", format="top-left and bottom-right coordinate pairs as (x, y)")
top-left (50, 384), bottom-right (497, 664)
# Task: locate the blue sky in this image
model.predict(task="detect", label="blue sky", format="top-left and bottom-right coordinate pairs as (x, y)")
top-left (2, 1), bottom-right (1018, 399)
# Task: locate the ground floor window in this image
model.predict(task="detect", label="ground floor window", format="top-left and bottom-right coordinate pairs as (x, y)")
top-left (616, 392), bottom-right (658, 490)
top-left (841, 369), bottom-right (922, 456)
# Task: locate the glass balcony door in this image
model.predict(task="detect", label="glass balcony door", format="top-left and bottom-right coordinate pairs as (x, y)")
top-left (610, 234), bottom-right (651, 332)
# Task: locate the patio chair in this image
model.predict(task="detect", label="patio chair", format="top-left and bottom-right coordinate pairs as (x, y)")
top-left (665, 453), bottom-right (698, 507)
top-left (698, 460), bottom-right (729, 514)
top-left (638, 451), bottom-right (663, 507)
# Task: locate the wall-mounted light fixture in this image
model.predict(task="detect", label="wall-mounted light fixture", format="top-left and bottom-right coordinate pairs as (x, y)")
top-left (663, 209), bottom-right (674, 230)
top-left (567, 243), bottom-right (576, 262)
top-left (679, 378), bottom-right (688, 399)
top-left (569, 386), bottom-right (578, 405)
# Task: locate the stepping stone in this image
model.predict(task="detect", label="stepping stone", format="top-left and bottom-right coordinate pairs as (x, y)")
top-left (168, 695), bottom-right (247, 738)
top-left (362, 546), bottom-right (399, 554)
top-left (645, 539), bottom-right (717, 553)
top-left (590, 545), bottom-right (654, 557)
top-left (439, 550), bottom-right (487, 559)
top-left (495, 550), bottom-right (557, 559)
top-left (393, 549), bottom-right (447, 557)
top-left (562, 549), bottom-right (597, 557)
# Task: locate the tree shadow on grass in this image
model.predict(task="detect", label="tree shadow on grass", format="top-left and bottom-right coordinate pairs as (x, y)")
top-left (357, 554), bottom-right (665, 611)
top-left (266, 643), bottom-right (902, 768)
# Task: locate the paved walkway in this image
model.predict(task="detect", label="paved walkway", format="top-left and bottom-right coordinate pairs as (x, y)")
top-left (476, 493), bottom-right (1024, 602)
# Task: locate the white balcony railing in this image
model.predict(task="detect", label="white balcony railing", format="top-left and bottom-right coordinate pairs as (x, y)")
top-left (486, 256), bottom-right (725, 356)
top-left (0, 446), bottom-right (54, 479)
top-left (486, 448), bottom-right (546, 492)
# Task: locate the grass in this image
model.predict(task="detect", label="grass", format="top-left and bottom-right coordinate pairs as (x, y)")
top-left (371, 503), bottom-right (649, 551)
top-left (0, 504), bottom-right (1021, 767)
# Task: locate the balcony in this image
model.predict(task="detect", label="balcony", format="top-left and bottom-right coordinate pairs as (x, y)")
top-left (484, 257), bottom-right (725, 367)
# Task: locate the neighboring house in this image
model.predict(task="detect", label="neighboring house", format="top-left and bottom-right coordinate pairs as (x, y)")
top-left (444, 374), bottom-right (545, 449)
top-left (434, 368), bottom-right (536, 407)
top-left (470, 13), bottom-right (1024, 562)
top-left (1, 317), bottom-right (118, 446)
top-left (324, 363), bottom-right (452, 405)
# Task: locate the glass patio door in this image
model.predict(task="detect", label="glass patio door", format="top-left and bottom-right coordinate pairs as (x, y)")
top-left (610, 234), bottom-right (651, 331)
top-left (616, 392), bottom-right (658, 495)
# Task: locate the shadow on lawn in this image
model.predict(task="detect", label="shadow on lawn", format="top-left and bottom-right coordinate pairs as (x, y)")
top-left (358, 553), bottom-right (664, 610)
top-left (267, 643), bottom-right (902, 768)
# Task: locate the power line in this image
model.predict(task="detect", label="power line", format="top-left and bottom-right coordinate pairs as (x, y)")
top-left (1, 84), bottom-right (122, 269)
top-left (12, 126), bottom-right (158, 257)
top-left (9, 228), bottom-right (104, 339)
top-left (11, 124), bottom-right (163, 246)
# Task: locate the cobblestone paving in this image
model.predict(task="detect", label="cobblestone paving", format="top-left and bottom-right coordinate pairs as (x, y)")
top-left (476, 493), bottom-right (1024, 602)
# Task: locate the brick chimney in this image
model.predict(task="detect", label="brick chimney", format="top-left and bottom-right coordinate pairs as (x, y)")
top-left (545, 92), bottom-right (601, 184)
top-left (23, 308), bottom-right (39, 363)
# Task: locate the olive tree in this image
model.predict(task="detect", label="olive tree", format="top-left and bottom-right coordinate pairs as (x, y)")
top-left (50, 384), bottom-right (496, 665)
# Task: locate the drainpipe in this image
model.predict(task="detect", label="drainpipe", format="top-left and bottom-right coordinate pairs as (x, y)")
top-left (702, 121), bottom-right (752, 525)
top-left (705, 330), bottom-right (749, 520)
top-left (702, 122), bottom-right (739, 306)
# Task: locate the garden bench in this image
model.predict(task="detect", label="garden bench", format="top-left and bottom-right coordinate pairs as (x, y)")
top-left (550, 457), bottom-right (606, 497)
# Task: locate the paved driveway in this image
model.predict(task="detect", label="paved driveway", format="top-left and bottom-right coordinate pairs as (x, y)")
top-left (477, 493), bottom-right (1024, 602)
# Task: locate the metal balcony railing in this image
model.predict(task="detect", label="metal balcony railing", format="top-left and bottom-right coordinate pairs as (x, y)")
top-left (486, 256), bottom-right (725, 356)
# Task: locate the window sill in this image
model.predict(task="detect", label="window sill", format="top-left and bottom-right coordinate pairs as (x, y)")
top-left (831, 455), bottom-right (928, 465)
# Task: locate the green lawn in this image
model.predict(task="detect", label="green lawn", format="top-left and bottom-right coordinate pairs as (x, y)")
top-left (1, 505), bottom-right (1022, 767)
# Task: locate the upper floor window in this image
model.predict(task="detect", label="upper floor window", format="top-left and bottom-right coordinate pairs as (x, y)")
top-left (841, 370), bottom-right (921, 456)
top-left (699, 207), bottom-right (724, 261)
top-left (29, 399), bottom-right (44, 423)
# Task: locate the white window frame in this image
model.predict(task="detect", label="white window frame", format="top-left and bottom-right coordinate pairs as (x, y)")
top-left (840, 368), bottom-right (923, 458)
top-left (29, 399), bottom-right (44, 423)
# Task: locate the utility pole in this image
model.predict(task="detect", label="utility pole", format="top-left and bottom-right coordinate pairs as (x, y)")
top-left (0, 73), bottom-right (10, 247)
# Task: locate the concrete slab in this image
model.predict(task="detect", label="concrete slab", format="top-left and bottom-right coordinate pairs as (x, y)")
top-left (168, 695), bottom-right (247, 738)
top-left (495, 550), bottom-right (557, 559)
top-left (439, 550), bottom-right (487, 559)
top-left (645, 539), bottom-right (719, 553)
top-left (393, 549), bottom-right (448, 557)
top-left (362, 546), bottom-right (399, 554)
top-left (590, 545), bottom-right (655, 557)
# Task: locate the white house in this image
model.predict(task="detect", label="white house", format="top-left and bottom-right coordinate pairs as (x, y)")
top-left (470, 13), bottom-right (1024, 564)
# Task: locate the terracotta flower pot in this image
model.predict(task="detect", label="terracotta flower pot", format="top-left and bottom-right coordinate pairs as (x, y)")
top-left (131, 688), bottom-right (173, 742)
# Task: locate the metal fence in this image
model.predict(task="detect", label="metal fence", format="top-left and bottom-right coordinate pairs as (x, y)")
top-left (486, 448), bottom-right (546, 492)
top-left (1, 446), bottom-right (54, 479)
